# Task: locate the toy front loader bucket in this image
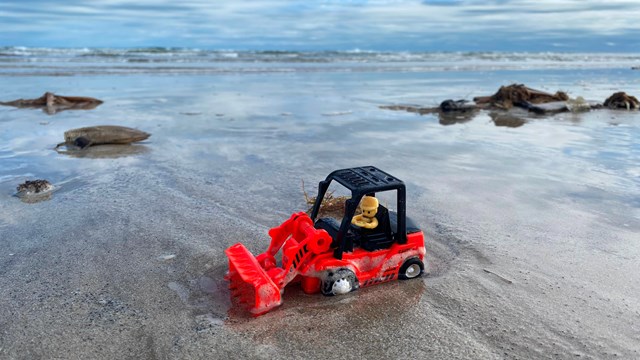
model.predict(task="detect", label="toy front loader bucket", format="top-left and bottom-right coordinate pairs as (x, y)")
top-left (225, 243), bottom-right (282, 316)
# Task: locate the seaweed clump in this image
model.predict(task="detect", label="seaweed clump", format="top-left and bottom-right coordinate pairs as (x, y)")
top-left (0, 92), bottom-right (103, 115)
top-left (474, 84), bottom-right (569, 110)
top-left (603, 92), bottom-right (639, 110)
top-left (302, 180), bottom-right (349, 219)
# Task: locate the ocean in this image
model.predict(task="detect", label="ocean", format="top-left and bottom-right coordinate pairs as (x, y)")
top-left (2, 47), bottom-right (640, 75)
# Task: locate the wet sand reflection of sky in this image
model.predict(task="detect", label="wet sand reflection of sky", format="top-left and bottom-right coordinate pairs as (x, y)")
top-left (0, 69), bottom-right (638, 231)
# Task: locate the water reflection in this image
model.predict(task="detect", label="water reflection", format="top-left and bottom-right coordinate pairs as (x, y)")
top-left (42, 102), bottom-right (102, 115)
top-left (380, 101), bottom-right (636, 129)
top-left (437, 110), bottom-right (478, 126)
top-left (488, 111), bottom-right (527, 128)
top-left (225, 278), bottom-right (426, 325)
top-left (1, 70), bottom-right (638, 358)
top-left (54, 144), bottom-right (150, 159)
top-left (15, 190), bottom-right (53, 204)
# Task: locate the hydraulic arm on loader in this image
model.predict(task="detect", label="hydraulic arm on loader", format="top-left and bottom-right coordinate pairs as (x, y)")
top-left (225, 212), bottom-right (332, 315)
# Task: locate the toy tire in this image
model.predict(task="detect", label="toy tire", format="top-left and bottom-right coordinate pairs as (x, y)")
top-left (399, 258), bottom-right (424, 280)
top-left (321, 269), bottom-right (358, 296)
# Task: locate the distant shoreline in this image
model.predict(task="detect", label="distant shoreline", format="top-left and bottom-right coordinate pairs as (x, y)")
top-left (2, 48), bottom-right (640, 77)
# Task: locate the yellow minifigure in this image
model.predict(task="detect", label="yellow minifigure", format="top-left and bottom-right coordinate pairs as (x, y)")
top-left (351, 195), bottom-right (379, 229)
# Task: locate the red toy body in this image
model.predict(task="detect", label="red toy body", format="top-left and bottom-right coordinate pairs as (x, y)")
top-left (225, 167), bottom-right (426, 316)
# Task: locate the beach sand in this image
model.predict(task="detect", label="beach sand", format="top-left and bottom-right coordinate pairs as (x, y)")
top-left (1, 69), bottom-right (639, 359)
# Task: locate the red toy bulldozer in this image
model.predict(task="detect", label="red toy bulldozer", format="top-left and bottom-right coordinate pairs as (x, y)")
top-left (225, 166), bottom-right (426, 316)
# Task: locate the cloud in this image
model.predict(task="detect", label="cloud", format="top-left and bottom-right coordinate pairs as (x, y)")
top-left (0, 0), bottom-right (639, 50)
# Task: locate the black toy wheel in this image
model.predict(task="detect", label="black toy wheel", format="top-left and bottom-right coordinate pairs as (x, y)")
top-left (321, 269), bottom-right (358, 296)
top-left (399, 258), bottom-right (424, 280)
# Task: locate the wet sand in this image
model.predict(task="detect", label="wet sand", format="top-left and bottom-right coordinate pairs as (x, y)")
top-left (1, 69), bottom-right (639, 359)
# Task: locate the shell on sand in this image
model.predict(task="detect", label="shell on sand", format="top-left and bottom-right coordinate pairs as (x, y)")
top-left (62, 126), bottom-right (151, 147)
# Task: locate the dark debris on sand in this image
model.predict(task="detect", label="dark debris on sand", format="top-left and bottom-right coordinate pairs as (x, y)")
top-left (604, 92), bottom-right (639, 110)
top-left (381, 83), bottom-right (638, 123)
top-left (473, 84), bottom-right (569, 110)
top-left (16, 179), bottom-right (53, 195)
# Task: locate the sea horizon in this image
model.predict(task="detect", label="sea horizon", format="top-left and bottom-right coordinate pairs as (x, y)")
top-left (3, 46), bottom-right (640, 77)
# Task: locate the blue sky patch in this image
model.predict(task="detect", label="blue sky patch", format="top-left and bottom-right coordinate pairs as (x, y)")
top-left (0, 0), bottom-right (638, 51)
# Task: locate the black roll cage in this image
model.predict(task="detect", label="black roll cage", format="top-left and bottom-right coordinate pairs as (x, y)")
top-left (309, 166), bottom-right (407, 260)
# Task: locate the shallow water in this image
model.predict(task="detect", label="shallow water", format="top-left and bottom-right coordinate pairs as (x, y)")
top-left (0, 54), bottom-right (639, 359)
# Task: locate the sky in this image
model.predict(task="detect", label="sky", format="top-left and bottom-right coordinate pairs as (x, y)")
top-left (1, 0), bottom-right (639, 52)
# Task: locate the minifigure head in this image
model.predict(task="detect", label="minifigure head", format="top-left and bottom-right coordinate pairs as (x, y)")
top-left (360, 196), bottom-right (379, 219)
